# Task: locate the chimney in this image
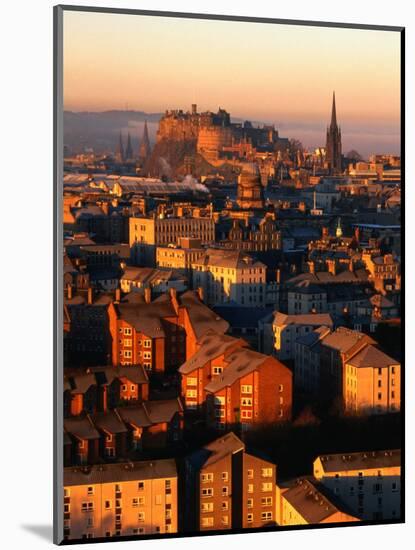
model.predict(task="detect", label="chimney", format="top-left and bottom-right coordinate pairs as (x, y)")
top-left (197, 286), bottom-right (204, 301)
top-left (349, 258), bottom-right (354, 272)
top-left (67, 283), bottom-right (73, 300)
top-left (308, 261), bottom-right (315, 275)
top-left (144, 287), bottom-right (152, 304)
top-left (169, 287), bottom-right (177, 301)
top-left (276, 269), bottom-right (281, 284)
top-left (115, 287), bottom-right (121, 303)
top-left (327, 259), bottom-right (337, 276)
top-left (87, 286), bottom-right (93, 305)
top-left (354, 227), bottom-right (360, 243)
top-left (322, 227), bottom-right (329, 239)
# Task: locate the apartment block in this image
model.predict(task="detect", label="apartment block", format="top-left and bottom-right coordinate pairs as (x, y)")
top-left (313, 449), bottom-right (401, 520)
top-left (108, 289), bottom-right (228, 373)
top-left (179, 331), bottom-right (292, 429)
top-left (184, 432), bottom-right (276, 532)
top-left (192, 248), bottom-right (267, 307)
top-left (344, 345), bottom-right (400, 414)
top-left (63, 459), bottom-right (178, 541)
top-left (270, 312), bottom-right (333, 360)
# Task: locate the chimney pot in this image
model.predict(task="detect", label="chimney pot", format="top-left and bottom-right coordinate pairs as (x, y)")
top-left (144, 287), bottom-right (152, 304)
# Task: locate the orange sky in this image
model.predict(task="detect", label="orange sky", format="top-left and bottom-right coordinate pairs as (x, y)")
top-left (63, 10), bottom-right (401, 153)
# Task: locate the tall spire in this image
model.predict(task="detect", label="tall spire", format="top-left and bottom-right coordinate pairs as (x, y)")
top-left (116, 131), bottom-right (125, 163)
top-left (330, 91), bottom-right (337, 128)
top-left (139, 120), bottom-right (151, 162)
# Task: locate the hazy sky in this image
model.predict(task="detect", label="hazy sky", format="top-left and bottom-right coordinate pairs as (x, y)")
top-left (63, 10), bottom-right (401, 155)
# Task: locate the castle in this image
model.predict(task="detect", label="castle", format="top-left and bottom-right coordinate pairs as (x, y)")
top-left (156, 104), bottom-right (290, 166)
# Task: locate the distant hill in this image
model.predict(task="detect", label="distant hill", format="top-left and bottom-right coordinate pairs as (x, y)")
top-left (63, 110), bottom-right (163, 155)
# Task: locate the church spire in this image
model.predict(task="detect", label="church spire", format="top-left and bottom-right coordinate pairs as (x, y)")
top-left (116, 131), bottom-right (125, 163)
top-left (139, 120), bottom-right (151, 162)
top-left (330, 91), bottom-right (337, 128)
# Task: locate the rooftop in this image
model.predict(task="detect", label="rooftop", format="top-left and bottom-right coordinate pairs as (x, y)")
top-left (316, 449), bottom-right (401, 473)
top-left (64, 458), bottom-right (177, 486)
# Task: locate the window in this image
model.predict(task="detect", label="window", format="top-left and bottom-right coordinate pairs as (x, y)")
top-left (138, 482), bottom-right (145, 491)
top-left (202, 488), bottom-right (214, 497)
top-left (222, 472), bottom-right (229, 482)
top-left (247, 469), bottom-right (254, 479)
top-left (261, 511), bottom-right (273, 521)
top-left (247, 513), bottom-right (253, 523)
top-left (241, 385), bottom-right (253, 394)
top-left (122, 385), bottom-right (127, 392)
top-left (222, 501), bottom-right (229, 511)
top-left (138, 512), bottom-right (145, 523)
top-left (241, 410), bottom-right (252, 419)
top-left (378, 392), bottom-right (382, 400)
top-left (132, 498), bottom-right (139, 507)
top-left (222, 516), bottom-right (229, 526)
top-left (124, 328), bottom-right (132, 335)
top-left (261, 497), bottom-right (273, 506)
top-left (81, 502), bottom-right (94, 512)
top-left (144, 340), bottom-right (151, 348)
top-left (201, 502), bottom-right (214, 513)
top-left (261, 483), bottom-right (272, 492)
top-left (261, 468), bottom-right (273, 478)
top-left (247, 484), bottom-right (254, 494)
top-left (222, 487), bottom-right (229, 496)
top-left (124, 339), bottom-right (132, 347)
top-left (201, 473), bottom-right (214, 483)
top-left (247, 498), bottom-right (253, 509)
top-left (278, 384), bottom-right (284, 392)
top-left (201, 517), bottom-right (214, 527)
top-left (105, 500), bottom-right (111, 510)
top-left (241, 397), bottom-right (253, 406)
top-left (64, 489), bottom-right (70, 498)
top-left (105, 447), bottom-right (115, 457)
top-left (124, 350), bottom-right (132, 358)
top-left (187, 377), bottom-right (197, 386)
top-left (64, 504), bottom-right (70, 513)
top-left (186, 389), bottom-right (197, 398)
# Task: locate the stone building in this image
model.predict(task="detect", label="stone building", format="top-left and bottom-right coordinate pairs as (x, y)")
top-left (236, 162), bottom-right (265, 210)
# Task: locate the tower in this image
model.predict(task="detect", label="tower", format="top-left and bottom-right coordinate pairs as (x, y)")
top-left (326, 92), bottom-right (342, 174)
top-left (125, 131), bottom-right (133, 160)
top-left (116, 131), bottom-right (125, 163)
top-left (138, 120), bottom-right (151, 162)
top-left (237, 162), bottom-right (265, 210)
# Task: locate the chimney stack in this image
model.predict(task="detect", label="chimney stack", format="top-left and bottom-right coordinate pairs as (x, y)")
top-left (308, 261), bottom-right (315, 275)
top-left (144, 287), bottom-right (152, 304)
top-left (197, 286), bottom-right (204, 301)
top-left (115, 287), bottom-right (121, 303)
top-left (276, 269), bottom-right (281, 284)
top-left (87, 286), bottom-right (93, 305)
top-left (67, 283), bottom-right (73, 300)
top-left (322, 227), bottom-right (329, 239)
top-left (169, 287), bottom-right (177, 301)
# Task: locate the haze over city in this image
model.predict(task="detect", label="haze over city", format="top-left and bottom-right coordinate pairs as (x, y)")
top-left (63, 11), bottom-right (400, 157)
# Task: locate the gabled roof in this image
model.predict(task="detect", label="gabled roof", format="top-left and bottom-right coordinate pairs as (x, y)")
top-left (347, 345), bottom-right (399, 369)
top-left (64, 415), bottom-right (100, 440)
top-left (204, 348), bottom-right (277, 393)
top-left (274, 312), bottom-right (333, 328)
top-left (89, 365), bottom-right (148, 386)
top-left (188, 432), bottom-right (245, 470)
top-left (320, 327), bottom-right (374, 354)
top-left (91, 410), bottom-right (128, 435)
top-left (179, 291), bottom-right (229, 340)
top-left (179, 331), bottom-right (246, 375)
top-left (282, 478), bottom-right (355, 523)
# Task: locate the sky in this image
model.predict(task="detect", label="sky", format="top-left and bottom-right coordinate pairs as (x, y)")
top-left (63, 10), bottom-right (401, 156)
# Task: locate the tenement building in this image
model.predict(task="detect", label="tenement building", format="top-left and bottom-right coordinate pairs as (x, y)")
top-left (183, 432), bottom-right (276, 532)
top-left (130, 215), bottom-right (215, 266)
top-left (192, 248), bottom-right (267, 307)
top-left (313, 449), bottom-right (401, 520)
top-left (178, 331), bottom-right (292, 429)
top-left (63, 459), bottom-right (178, 540)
